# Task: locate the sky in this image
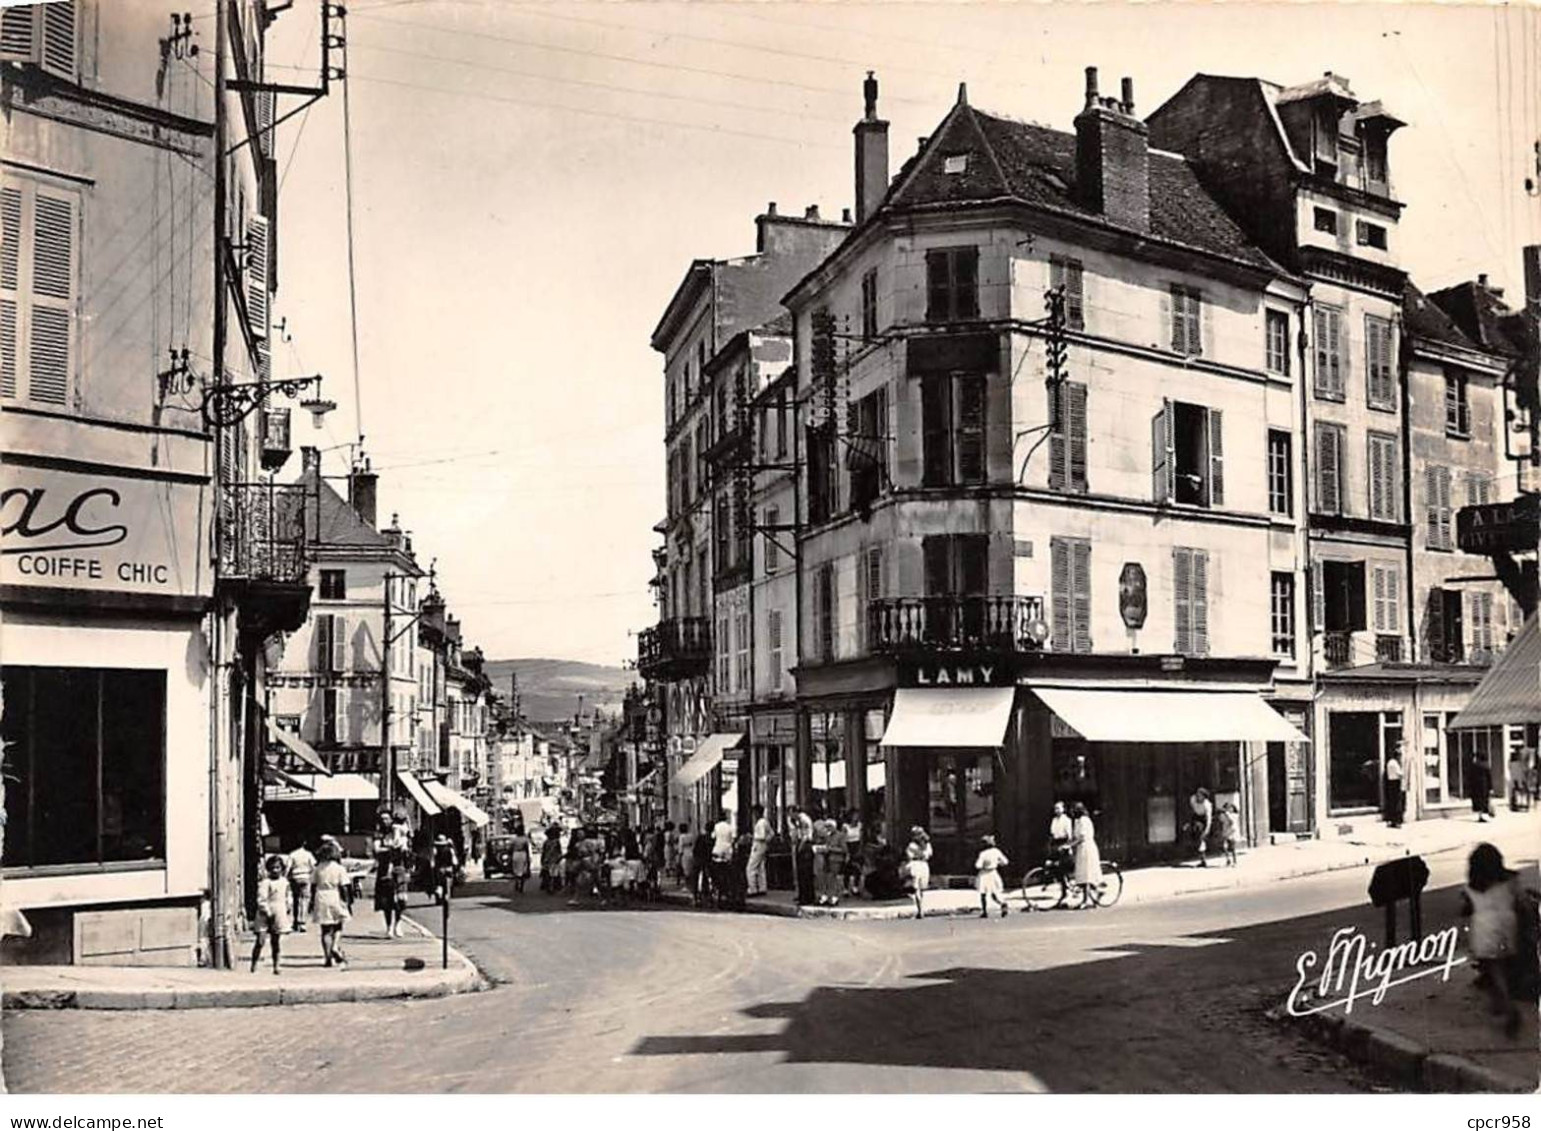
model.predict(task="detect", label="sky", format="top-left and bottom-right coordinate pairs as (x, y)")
top-left (258, 0), bottom-right (1541, 667)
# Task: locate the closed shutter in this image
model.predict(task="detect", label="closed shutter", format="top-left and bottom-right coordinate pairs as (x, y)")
top-left (0, 6), bottom-right (34, 62)
top-left (957, 375), bottom-right (986, 483)
top-left (764, 507), bottom-right (779, 572)
top-left (1174, 548), bottom-right (1193, 654)
top-left (1372, 567), bottom-right (1388, 632)
top-left (768, 609), bottom-right (783, 682)
top-left (1067, 381), bottom-right (1088, 491)
top-left (246, 215), bottom-right (270, 336)
top-left (256, 88), bottom-right (275, 160)
top-left (1386, 568), bottom-right (1400, 637)
top-left (866, 546), bottom-right (883, 602)
top-left (1071, 538), bottom-right (1092, 654)
top-left (1191, 550), bottom-right (1209, 655)
top-left (1047, 383), bottom-right (1066, 491)
top-left (331, 614), bottom-right (347, 672)
top-left (1065, 259), bottom-right (1084, 329)
top-left (1050, 538), bottom-right (1071, 651)
top-left (0, 184), bottom-right (19, 399)
top-left (959, 535), bottom-right (989, 595)
top-left (921, 377), bottom-right (950, 485)
top-left (1207, 407), bottom-right (1224, 507)
top-left (1311, 560), bottom-right (1325, 632)
top-left (1316, 424), bottom-right (1340, 514)
top-left (1427, 588), bottom-right (1446, 661)
top-left (1425, 466), bottom-right (1441, 548)
top-left (1152, 399), bottom-right (1174, 502)
top-left (38, 0), bottom-right (76, 81)
top-left (315, 614), bottom-right (333, 671)
top-left (28, 190), bottom-right (73, 406)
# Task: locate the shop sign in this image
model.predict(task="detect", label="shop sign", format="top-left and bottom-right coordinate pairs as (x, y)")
top-left (1119, 563), bottom-right (1148, 629)
top-left (904, 662), bottom-right (1013, 687)
top-left (1456, 494), bottom-right (1539, 554)
top-left (2, 464), bottom-right (209, 598)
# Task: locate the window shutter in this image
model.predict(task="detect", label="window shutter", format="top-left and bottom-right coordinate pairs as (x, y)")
top-left (1347, 562), bottom-right (1368, 632)
top-left (0, 6), bottom-right (35, 63)
top-left (1316, 424), bottom-right (1340, 514)
top-left (1072, 539), bottom-right (1092, 654)
top-left (1424, 465), bottom-right (1441, 548)
top-left (331, 614), bottom-right (347, 672)
top-left (38, 0), bottom-right (77, 81)
top-left (1066, 261), bottom-right (1084, 329)
top-left (246, 216), bottom-right (270, 336)
top-left (1313, 308), bottom-right (1329, 396)
top-left (315, 614), bottom-right (332, 670)
top-left (1159, 288), bottom-right (1174, 352)
top-left (1047, 383), bottom-right (1066, 491)
top-left (1207, 407), bottom-right (1223, 506)
top-left (1191, 550), bottom-right (1209, 655)
top-left (1196, 291), bottom-right (1211, 359)
top-left (921, 377), bottom-right (949, 486)
top-left (1050, 538), bottom-right (1071, 651)
top-left (1427, 588), bottom-right (1445, 662)
top-left (957, 249), bottom-right (979, 319)
top-left (866, 546), bottom-right (883, 602)
top-left (1372, 567), bottom-right (1387, 632)
top-left (925, 250), bottom-right (947, 322)
top-left (1311, 561), bottom-right (1324, 632)
top-left (1387, 568), bottom-right (1400, 637)
top-left (957, 375), bottom-right (986, 483)
top-left (28, 190), bottom-right (74, 406)
top-left (0, 184), bottom-right (18, 399)
top-left (1068, 382), bottom-right (1088, 491)
top-left (1173, 548), bottom-right (1192, 654)
top-left (256, 88), bottom-right (275, 159)
top-left (1152, 400), bottom-right (1173, 502)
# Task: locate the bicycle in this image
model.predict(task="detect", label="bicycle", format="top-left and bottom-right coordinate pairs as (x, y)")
top-left (1020, 858), bottom-right (1123, 910)
top-left (1085, 860), bottom-right (1123, 908)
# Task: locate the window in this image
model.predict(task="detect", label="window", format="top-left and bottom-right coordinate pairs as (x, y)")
top-left (319, 569), bottom-right (346, 600)
top-left (1152, 399), bottom-right (1223, 507)
top-left (860, 268), bottom-right (878, 342)
top-left (680, 435), bottom-right (695, 507)
top-left (1271, 572), bottom-right (1296, 656)
top-left (1367, 431), bottom-right (1399, 521)
top-left (1355, 221), bottom-right (1387, 250)
top-left (1, 176), bottom-right (78, 406)
top-left (1048, 381), bottom-right (1088, 493)
top-left (1444, 369), bottom-right (1470, 437)
top-left (1173, 547), bottom-right (1210, 655)
top-left (1, 667), bottom-right (165, 869)
top-left (315, 614), bottom-right (346, 674)
top-left (1314, 559), bottom-right (1367, 634)
top-left (321, 687), bottom-right (340, 746)
top-left (768, 608), bottom-right (783, 684)
top-left (0, 2), bottom-right (78, 81)
top-left (1267, 429), bottom-right (1293, 517)
top-left (1371, 564), bottom-right (1401, 635)
top-left (735, 608), bottom-right (751, 693)
top-left (925, 246), bottom-right (979, 323)
top-left (1465, 472), bottom-right (1492, 507)
top-left (1425, 465), bottom-right (1454, 549)
top-left (1169, 285), bottom-right (1202, 356)
top-left (850, 387), bottom-right (888, 509)
top-left (1314, 421), bottom-right (1346, 515)
top-left (1049, 536), bottom-right (1092, 653)
top-left (717, 614), bottom-right (731, 691)
top-left (775, 394), bottom-right (788, 458)
top-left (1050, 256), bottom-right (1085, 330)
top-left (807, 424), bottom-right (837, 524)
top-left (921, 374), bottom-right (987, 486)
top-left (1426, 587), bottom-right (1465, 662)
top-left (924, 535), bottom-right (987, 596)
top-left (1266, 309), bottom-right (1290, 375)
top-left (1365, 316), bottom-right (1395, 410)
top-left (1313, 207), bottom-right (1338, 235)
top-left (813, 564), bottom-right (836, 662)
top-left (763, 506), bottom-right (780, 574)
top-left (714, 494), bottom-right (731, 572)
top-left (1471, 591), bottom-right (1494, 655)
top-left (1313, 306), bottom-right (1345, 399)
top-left (943, 154), bottom-right (969, 175)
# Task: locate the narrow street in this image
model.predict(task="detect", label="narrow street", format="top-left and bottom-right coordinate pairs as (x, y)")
top-left (15, 848), bottom-right (1522, 1094)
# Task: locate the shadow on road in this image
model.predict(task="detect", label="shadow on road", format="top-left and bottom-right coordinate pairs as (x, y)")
top-left (450, 879), bottom-right (766, 918)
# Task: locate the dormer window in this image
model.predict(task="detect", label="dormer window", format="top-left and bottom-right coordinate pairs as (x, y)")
top-left (943, 154), bottom-right (969, 175)
top-left (1313, 106), bottom-right (1340, 173)
top-left (1356, 220), bottom-right (1387, 250)
top-left (1313, 207), bottom-right (1339, 236)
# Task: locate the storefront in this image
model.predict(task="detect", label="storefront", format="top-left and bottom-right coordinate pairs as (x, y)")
top-left (1, 462), bottom-right (214, 966)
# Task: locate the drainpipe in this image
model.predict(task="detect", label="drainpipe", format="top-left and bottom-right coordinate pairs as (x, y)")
top-left (1398, 325), bottom-right (1418, 661)
top-left (1297, 292), bottom-right (1320, 834)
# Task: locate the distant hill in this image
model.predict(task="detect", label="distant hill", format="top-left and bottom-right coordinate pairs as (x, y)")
top-left (481, 658), bottom-right (634, 723)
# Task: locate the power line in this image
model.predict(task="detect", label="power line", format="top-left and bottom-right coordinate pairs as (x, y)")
top-left (341, 26), bottom-right (366, 450)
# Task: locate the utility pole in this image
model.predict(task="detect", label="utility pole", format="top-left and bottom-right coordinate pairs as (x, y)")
top-left (382, 570), bottom-right (393, 811)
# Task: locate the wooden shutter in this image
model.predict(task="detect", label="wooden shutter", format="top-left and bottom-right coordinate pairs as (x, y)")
top-left (1152, 399), bottom-right (1174, 503)
top-left (1050, 538), bottom-right (1071, 651)
top-left (1424, 465), bottom-right (1441, 548)
top-left (1346, 562), bottom-right (1367, 632)
top-left (1168, 287), bottom-right (1183, 352)
top-left (959, 535), bottom-right (988, 595)
top-left (923, 535), bottom-right (951, 595)
top-left (1066, 260), bottom-right (1084, 329)
top-left (925, 250), bottom-right (947, 322)
top-left (1071, 539), bottom-right (1092, 654)
top-left (315, 614), bottom-right (333, 671)
top-left (764, 507), bottom-right (779, 572)
top-left (957, 375), bottom-right (986, 483)
top-left (38, 0), bottom-right (76, 81)
top-left (28, 189), bottom-right (73, 406)
top-left (1311, 560), bottom-right (1325, 632)
top-left (1068, 382), bottom-right (1088, 491)
top-left (957, 249), bottom-right (979, 319)
top-left (1194, 290), bottom-right (1209, 359)
top-left (1372, 567), bottom-right (1388, 632)
top-left (866, 545), bottom-right (883, 601)
top-left (1427, 588), bottom-right (1446, 661)
top-left (246, 215), bottom-right (270, 336)
top-left (1174, 548), bottom-right (1192, 653)
top-left (1316, 424), bottom-right (1340, 514)
top-left (1386, 568), bottom-right (1401, 637)
top-left (1047, 383), bottom-right (1066, 491)
top-left (331, 614), bottom-right (347, 672)
top-left (921, 376), bottom-right (950, 485)
top-left (1207, 407), bottom-right (1224, 506)
top-left (0, 184), bottom-right (19, 399)
top-left (1191, 549), bottom-right (1209, 655)
top-left (0, 6), bottom-right (35, 63)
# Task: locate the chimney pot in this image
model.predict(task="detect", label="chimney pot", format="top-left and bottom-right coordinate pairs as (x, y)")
top-left (841, 207), bottom-right (852, 223)
top-left (767, 201), bottom-right (777, 216)
top-left (1121, 77), bottom-right (1135, 115)
top-left (1084, 65), bottom-right (1100, 109)
top-left (805, 204), bottom-right (820, 220)
top-left (956, 81), bottom-right (968, 106)
top-left (1479, 273), bottom-right (1489, 287)
top-left (863, 70), bottom-right (878, 120)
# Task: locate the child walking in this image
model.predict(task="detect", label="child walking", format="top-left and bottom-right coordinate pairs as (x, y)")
top-left (903, 827), bottom-right (933, 920)
top-left (1461, 842), bottom-right (1530, 1039)
top-left (975, 834), bottom-right (1010, 919)
top-left (1218, 802), bottom-right (1240, 867)
top-left (250, 855), bottom-right (291, 974)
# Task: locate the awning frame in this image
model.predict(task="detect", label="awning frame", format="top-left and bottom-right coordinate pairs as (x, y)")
top-left (396, 771), bottom-right (443, 816)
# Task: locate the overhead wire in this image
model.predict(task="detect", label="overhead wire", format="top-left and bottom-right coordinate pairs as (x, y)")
top-left (341, 21), bottom-right (366, 451)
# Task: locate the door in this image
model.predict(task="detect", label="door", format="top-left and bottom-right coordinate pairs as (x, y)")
top-left (1266, 742), bottom-right (1287, 834)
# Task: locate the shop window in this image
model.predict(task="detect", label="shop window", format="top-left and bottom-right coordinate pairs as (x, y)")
top-left (927, 751), bottom-right (994, 840)
top-left (1, 667), bottom-right (166, 869)
top-left (1327, 710), bottom-right (1382, 810)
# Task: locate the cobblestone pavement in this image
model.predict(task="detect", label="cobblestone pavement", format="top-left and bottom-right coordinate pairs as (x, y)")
top-left (4, 845), bottom-right (1523, 1093)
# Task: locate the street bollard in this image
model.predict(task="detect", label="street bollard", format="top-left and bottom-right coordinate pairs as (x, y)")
top-left (441, 888), bottom-right (449, 970)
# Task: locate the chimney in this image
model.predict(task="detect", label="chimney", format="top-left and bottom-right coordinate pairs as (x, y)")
top-left (301, 445), bottom-right (321, 474)
top-left (853, 71), bottom-right (889, 224)
top-left (1074, 67), bottom-right (1150, 232)
top-left (1524, 245), bottom-right (1541, 314)
top-left (841, 207), bottom-right (852, 223)
top-left (348, 456), bottom-right (378, 529)
top-left (804, 204), bottom-right (820, 221)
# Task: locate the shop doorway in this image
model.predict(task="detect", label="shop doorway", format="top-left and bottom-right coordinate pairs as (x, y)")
top-left (1327, 711), bottom-right (1383, 811)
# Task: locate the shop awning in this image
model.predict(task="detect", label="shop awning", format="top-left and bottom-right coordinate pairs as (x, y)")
top-left (266, 772), bottom-right (380, 803)
top-left (1027, 684), bottom-right (1309, 744)
top-left (396, 771), bottom-right (443, 816)
top-left (264, 717), bottom-right (331, 775)
top-left (262, 764), bottom-right (315, 793)
top-left (421, 778), bottom-right (492, 828)
top-left (1450, 614), bottom-right (1541, 729)
top-left (672, 732), bottom-right (744, 787)
top-left (879, 688), bottom-right (1015, 747)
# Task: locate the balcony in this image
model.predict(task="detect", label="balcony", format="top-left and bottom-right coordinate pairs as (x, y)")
top-left (1322, 631), bottom-right (1353, 669)
top-left (218, 482), bottom-right (311, 638)
top-left (868, 595), bottom-right (1047, 654)
top-left (637, 617), bottom-right (711, 681)
top-left (1375, 634), bottom-right (1403, 663)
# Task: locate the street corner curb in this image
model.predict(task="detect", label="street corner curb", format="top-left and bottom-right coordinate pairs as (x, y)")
top-left (1362, 1026), bottom-right (1428, 1082)
top-left (1336, 1014), bottom-right (1377, 1060)
top-left (1423, 1053), bottom-right (1537, 1094)
top-left (172, 986), bottom-right (279, 1009)
top-left (2, 989), bottom-right (78, 1010)
top-left (280, 983), bottom-right (357, 1006)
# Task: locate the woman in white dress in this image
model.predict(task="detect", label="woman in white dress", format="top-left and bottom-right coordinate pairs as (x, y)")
top-left (903, 827), bottom-right (933, 920)
top-left (1068, 802), bottom-right (1102, 904)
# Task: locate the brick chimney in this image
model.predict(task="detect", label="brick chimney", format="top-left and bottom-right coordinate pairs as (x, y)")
top-left (853, 71), bottom-right (889, 224)
top-left (348, 456), bottom-right (378, 530)
top-left (1074, 66), bottom-right (1150, 233)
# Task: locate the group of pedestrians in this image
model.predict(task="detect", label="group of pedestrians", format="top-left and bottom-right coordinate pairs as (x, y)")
top-left (536, 821), bottom-right (673, 904)
top-left (249, 835), bottom-right (353, 973)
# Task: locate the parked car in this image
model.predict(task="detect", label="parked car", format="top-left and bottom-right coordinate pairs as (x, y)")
top-left (483, 834), bottom-right (518, 878)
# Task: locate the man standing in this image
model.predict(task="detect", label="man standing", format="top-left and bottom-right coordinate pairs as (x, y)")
top-left (286, 840), bottom-right (316, 931)
top-left (710, 810), bottom-right (736, 908)
top-left (746, 804), bottom-right (772, 897)
top-left (1383, 746), bottom-right (1404, 827)
top-left (790, 805), bottom-right (816, 906)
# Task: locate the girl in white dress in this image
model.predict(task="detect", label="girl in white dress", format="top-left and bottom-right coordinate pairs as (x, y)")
top-left (903, 827), bottom-right (933, 920)
top-left (1069, 803), bottom-right (1103, 902)
top-left (974, 835), bottom-right (1010, 919)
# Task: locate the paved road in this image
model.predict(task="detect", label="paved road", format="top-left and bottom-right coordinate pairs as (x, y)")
top-left (3, 843), bottom-right (1527, 1093)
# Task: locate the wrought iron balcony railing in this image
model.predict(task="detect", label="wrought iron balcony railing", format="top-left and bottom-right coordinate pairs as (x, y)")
top-left (868, 595), bottom-right (1047, 654)
top-left (219, 481), bottom-right (308, 585)
top-left (1322, 630), bottom-right (1353, 669)
top-left (637, 616), bottom-right (711, 681)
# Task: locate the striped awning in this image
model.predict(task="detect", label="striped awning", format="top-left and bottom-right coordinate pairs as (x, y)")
top-left (266, 772), bottom-right (379, 803)
top-left (1450, 614), bottom-right (1541, 729)
top-left (421, 778), bottom-right (492, 828)
top-left (265, 717), bottom-right (331, 775)
top-left (672, 733), bottom-right (744, 787)
top-left (396, 771), bottom-right (443, 816)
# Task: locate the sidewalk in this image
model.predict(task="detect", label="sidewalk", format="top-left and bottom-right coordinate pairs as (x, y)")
top-left (1, 908), bottom-right (481, 1011)
top-left (657, 808), bottom-right (1539, 921)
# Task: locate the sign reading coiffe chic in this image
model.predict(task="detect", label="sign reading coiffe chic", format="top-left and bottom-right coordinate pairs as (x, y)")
top-left (1, 463), bottom-right (209, 597)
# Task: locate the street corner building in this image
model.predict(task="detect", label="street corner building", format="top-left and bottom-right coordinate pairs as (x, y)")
top-left (634, 67), bottom-right (1540, 881)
